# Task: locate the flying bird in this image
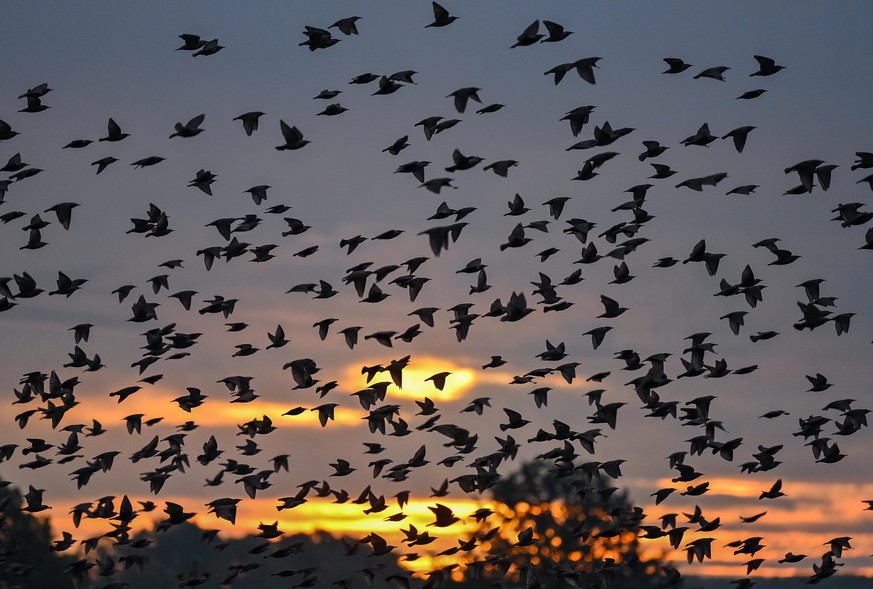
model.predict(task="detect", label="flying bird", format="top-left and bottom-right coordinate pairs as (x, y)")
top-left (426, 2), bottom-right (458, 27)
top-left (751, 55), bottom-right (785, 76)
top-left (663, 58), bottom-right (692, 74)
top-left (276, 121), bottom-right (310, 150)
top-left (234, 111), bottom-right (265, 136)
top-left (169, 114), bottom-right (205, 138)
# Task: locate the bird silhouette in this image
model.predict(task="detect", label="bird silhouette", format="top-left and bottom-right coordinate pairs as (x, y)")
top-left (511, 21), bottom-right (543, 48)
top-left (169, 114), bottom-right (205, 138)
top-left (426, 2), bottom-right (458, 28)
top-left (276, 121), bottom-right (310, 150)
top-left (751, 55), bottom-right (785, 76)
top-left (694, 66), bottom-right (729, 81)
top-left (663, 58), bottom-right (692, 74)
top-left (234, 111), bottom-right (265, 136)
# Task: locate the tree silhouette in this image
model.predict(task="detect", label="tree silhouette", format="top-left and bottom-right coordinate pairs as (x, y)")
top-left (105, 522), bottom-right (409, 589)
top-left (0, 482), bottom-right (75, 589)
top-left (458, 461), bottom-right (677, 588)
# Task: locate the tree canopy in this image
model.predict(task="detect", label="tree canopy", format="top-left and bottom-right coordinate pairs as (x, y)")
top-left (457, 461), bottom-right (678, 588)
top-left (0, 482), bottom-right (76, 589)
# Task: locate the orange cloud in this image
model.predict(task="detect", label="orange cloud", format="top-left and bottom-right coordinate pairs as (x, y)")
top-left (60, 388), bottom-right (364, 429)
top-left (642, 477), bottom-right (873, 578)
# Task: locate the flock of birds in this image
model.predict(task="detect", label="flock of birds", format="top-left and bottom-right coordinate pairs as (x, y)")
top-left (1, 3), bottom-right (873, 588)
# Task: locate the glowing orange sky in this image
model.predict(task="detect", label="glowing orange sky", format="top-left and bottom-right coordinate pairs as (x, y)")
top-left (33, 476), bottom-right (873, 579)
top-left (345, 355), bottom-right (478, 403)
top-left (4, 351), bottom-right (872, 582)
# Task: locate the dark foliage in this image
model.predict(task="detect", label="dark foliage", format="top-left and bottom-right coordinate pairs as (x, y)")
top-left (0, 482), bottom-right (76, 589)
top-left (455, 461), bottom-right (678, 588)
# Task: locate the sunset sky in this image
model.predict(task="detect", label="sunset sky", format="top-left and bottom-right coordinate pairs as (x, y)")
top-left (2, 1), bottom-right (873, 584)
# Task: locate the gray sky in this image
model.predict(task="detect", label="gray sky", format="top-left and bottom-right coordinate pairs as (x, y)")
top-left (2, 0), bottom-right (873, 580)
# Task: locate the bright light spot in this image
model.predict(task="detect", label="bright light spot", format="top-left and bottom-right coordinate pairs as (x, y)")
top-left (346, 355), bottom-right (477, 402)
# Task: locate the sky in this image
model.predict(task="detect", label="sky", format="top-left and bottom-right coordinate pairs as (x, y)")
top-left (2, 0), bottom-right (873, 583)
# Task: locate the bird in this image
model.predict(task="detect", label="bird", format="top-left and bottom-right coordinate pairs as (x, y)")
top-left (19, 93), bottom-right (50, 113)
top-left (22, 485), bottom-right (49, 513)
top-left (300, 26), bottom-right (340, 51)
top-left (91, 156), bottom-right (118, 174)
top-left (759, 479), bottom-right (786, 499)
top-left (598, 295), bottom-right (628, 318)
top-left (505, 194), bottom-right (529, 216)
top-left (426, 2), bottom-right (458, 28)
top-left (396, 160), bottom-right (430, 183)
top-left (177, 34), bottom-right (206, 51)
top-left (383, 136), bottom-right (409, 155)
top-left (244, 184), bottom-right (270, 205)
top-left (751, 55), bottom-right (785, 76)
top-left (69, 323), bottom-right (93, 344)
top-left (188, 169), bottom-right (217, 195)
top-left (694, 66), bottom-right (729, 81)
top-left (329, 458), bottom-right (356, 476)
top-left (420, 178), bottom-right (456, 194)
top-left (499, 223), bottom-right (532, 251)
top-left (0, 152), bottom-right (26, 172)
top-left (445, 148), bottom-right (483, 172)
top-left (311, 403), bottom-right (338, 427)
top-left (97, 118), bottom-right (128, 143)
top-left (131, 156), bottom-right (165, 168)
top-left (739, 512), bottom-right (767, 523)
top-left (425, 372), bottom-right (451, 391)
top-left (806, 373), bottom-right (832, 392)
top-left (448, 87), bottom-right (481, 113)
top-left (511, 21), bottom-right (543, 47)
top-left (584, 326), bottom-right (612, 350)
top-left (476, 102), bottom-right (504, 114)
top-left (63, 139), bottom-right (92, 149)
top-left (317, 103), bottom-right (348, 116)
top-left (0, 119), bottom-right (20, 141)
top-left (169, 114), bottom-right (205, 138)
top-left (428, 504), bottom-right (459, 527)
top-left (737, 88), bottom-right (767, 100)
top-left (676, 172), bottom-right (728, 191)
top-left (722, 126), bottom-right (755, 153)
top-left (500, 408), bottom-right (530, 431)
top-left (682, 123), bottom-right (717, 147)
top-left (726, 184), bottom-right (759, 195)
top-left (542, 20), bottom-right (573, 42)
top-left (663, 58), bottom-right (692, 74)
top-left (349, 72), bottom-right (379, 84)
top-left (573, 57), bottom-right (601, 84)
top-left (477, 158), bottom-right (516, 178)
top-left (192, 38), bottom-right (223, 56)
top-left (266, 325), bottom-right (288, 349)
top-left (234, 111), bottom-right (265, 136)
top-left (545, 63), bottom-right (574, 86)
top-left (330, 16), bottom-right (361, 35)
top-left (275, 121), bottom-right (310, 150)
top-left (721, 311), bottom-right (748, 336)
top-left (785, 159), bottom-right (827, 192)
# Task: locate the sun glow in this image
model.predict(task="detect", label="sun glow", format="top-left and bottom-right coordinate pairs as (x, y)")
top-left (346, 355), bottom-right (477, 403)
top-left (43, 495), bottom-right (491, 566)
top-left (34, 481), bottom-right (873, 580)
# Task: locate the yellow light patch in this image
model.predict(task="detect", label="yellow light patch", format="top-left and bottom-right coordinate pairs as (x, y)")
top-left (346, 355), bottom-right (477, 402)
top-left (67, 389), bottom-right (363, 428)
